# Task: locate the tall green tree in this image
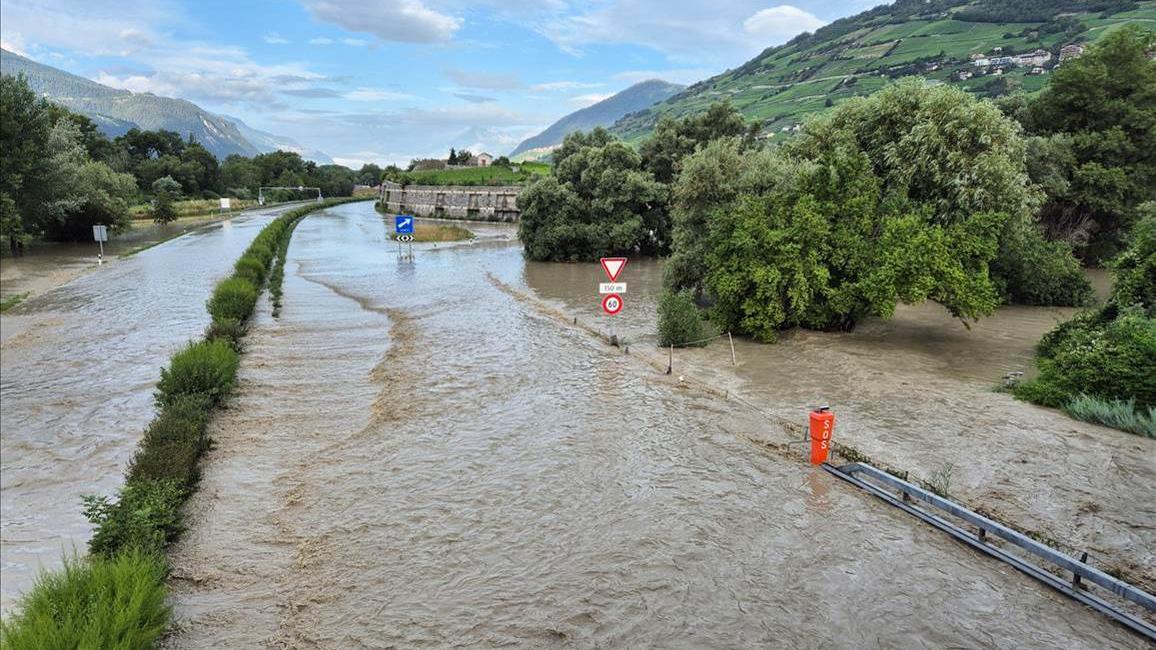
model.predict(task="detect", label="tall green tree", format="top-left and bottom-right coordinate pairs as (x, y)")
top-left (702, 146), bottom-right (1005, 340)
top-left (668, 79), bottom-right (1088, 341)
top-left (787, 77), bottom-right (1089, 307)
top-left (0, 74), bottom-right (53, 240)
top-left (151, 176), bottom-right (182, 224)
top-left (639, 101), bottom-right (755, 184)
top-left (518, 129), bottom-right (667, 261)
top-left (1021, 25), bottom-right (1156, 262)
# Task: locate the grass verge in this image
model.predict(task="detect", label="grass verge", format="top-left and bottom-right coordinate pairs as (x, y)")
top-left (0, 197), bottom-right (370, 648)
top-left (1062, 394), bottom-right (1156, 438)
top-left (1, 292), bottom-right (29, 313)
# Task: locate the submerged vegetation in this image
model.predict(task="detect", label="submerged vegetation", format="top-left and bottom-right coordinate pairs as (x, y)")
top-left (657, 289), bottom-right (715, 348)
top-left (1015, 209), bottom-right (1156, 435)
top-left (0, 197), bottom-right (369, 647)
top-left (412, 223), bottom-right (473, 242)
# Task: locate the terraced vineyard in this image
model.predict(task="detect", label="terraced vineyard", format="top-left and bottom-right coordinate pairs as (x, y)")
top-left (611, 0), bottom-right (1156, 142)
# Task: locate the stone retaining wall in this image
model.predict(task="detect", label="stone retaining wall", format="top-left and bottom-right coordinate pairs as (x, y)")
top-left (380, 182), bottom-right (522, 222)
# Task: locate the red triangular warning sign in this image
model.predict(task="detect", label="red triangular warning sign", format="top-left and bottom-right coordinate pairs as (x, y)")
top-left (600, 257), bottom-right (628, 282)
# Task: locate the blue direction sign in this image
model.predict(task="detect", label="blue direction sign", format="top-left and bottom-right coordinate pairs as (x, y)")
top-left (395, 215), bottom-right (414, 234)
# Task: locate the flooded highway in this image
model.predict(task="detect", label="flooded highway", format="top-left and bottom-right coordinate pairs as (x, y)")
top-left (165, 202), bottom-right (1148, 648)
top-left (524, 261), bottom-right (1156, 590)
top-left (0, 204), bottom-right (301, 610)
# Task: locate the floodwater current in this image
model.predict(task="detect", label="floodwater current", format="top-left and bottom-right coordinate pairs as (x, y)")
top-left (162, 203), bottom-right (1149, 648)
top-left (0, 204), bottom-right (299, 611)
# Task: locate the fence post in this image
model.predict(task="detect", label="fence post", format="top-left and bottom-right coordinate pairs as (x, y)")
top-left (666, 344), bottom-right (673, 375)
top-left (728, 332), bottom-right (736, 366)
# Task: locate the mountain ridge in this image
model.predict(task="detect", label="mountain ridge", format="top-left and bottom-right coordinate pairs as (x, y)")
top-left (510, 79), bottom-right (684, 157)
top-left (0, 48), bottom-right (332, 162)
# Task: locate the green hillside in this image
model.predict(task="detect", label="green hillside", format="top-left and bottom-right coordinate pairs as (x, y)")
top-left (611, 0), bottom-right (1156, 142)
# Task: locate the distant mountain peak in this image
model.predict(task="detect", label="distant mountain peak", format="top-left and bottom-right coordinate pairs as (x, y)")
top-left (0, 48), bottom-right (332, 162)
top-left (510, 79), bottom-right (685, 158)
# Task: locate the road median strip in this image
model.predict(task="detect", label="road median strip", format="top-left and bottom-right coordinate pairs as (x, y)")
top-left (0, 198), bottom-right (369, 649)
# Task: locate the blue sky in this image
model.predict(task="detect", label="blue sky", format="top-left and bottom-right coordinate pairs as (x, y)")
top-left (1, 0), bottom-right (880, 166)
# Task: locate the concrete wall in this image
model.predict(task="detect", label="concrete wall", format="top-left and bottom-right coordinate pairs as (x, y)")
top-left (380, 182), bottom-right (522, 222)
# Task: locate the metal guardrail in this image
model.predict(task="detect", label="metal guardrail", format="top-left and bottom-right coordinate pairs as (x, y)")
top-left (824, 462), bottom-right (1156, 641)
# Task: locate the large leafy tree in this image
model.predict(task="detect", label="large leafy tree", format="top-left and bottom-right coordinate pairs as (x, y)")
top-left (702, 146), bottom-right (1005, 340)
top-left (787, 77), bottom-right (1089, 307)
top-left (670, 79), bottom-right (1087, 340)
top-left (518, 128), bottom-right (667, 261)
top-left (1020, 25), bottom-right (1156, 262)
top-left (0, 74), bottom-right (53, 240)
top-left (1, 76), bottom-right (135, 241)
top-left (639, 102), bottom-right (755, 184)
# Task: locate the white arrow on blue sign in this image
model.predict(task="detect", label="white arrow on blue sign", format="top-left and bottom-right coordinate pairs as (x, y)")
top-left (395, 215), bottom-right (414, 234)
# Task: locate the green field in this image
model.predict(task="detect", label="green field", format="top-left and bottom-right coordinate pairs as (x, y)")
top-left (612, 0), bottom-right (1156, 142)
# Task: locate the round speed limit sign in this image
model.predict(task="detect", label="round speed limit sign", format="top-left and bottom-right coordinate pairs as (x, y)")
top-left (601, 293), bottom-right (623, 315)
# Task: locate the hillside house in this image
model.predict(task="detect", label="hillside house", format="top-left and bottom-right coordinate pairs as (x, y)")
top-left (1060, 44), bottom-right (1086, 62)
top-left (1014, 49), bottom-right (1052, 67)
top-left (475, 153), bottom-right (493, 167)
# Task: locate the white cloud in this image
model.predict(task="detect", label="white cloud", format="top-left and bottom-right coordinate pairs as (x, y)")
top-left (263, 33), bottom-right (290, 44)
top-left (94, 44), bottom-right (327, 107)
top-left (303, 0), bottom-right (461, 44)
top-left (445, 68), bottom-right (521, 90)
top-left (341, 37), bottom-right (368, 46)
top-left (743, 6), bottom-right (825, 41)
top-left (344, 88), bottom-right (414, 101)
top-left (309, 37), bottom-right (335, 45)
top-left (531, 80), bottom-right (603, 92)
top-left (569, 92), bottom-right (613, 106)
top-left (0, 0), bottom-right (176, 56)
top-left (0, 34), bottom-right (29, 56)
top-left (536, 1), bottom-right (828, 63)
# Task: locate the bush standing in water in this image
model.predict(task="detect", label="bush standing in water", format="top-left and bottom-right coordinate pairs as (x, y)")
top-left (151, 176), bottom-right (181, 225)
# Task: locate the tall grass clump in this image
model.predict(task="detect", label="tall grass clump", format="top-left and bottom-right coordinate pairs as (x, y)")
top-left (657, 289), bottom-right (715, 347)
top-left (0, 197), bottom-right (372, 647)
top-left (155, 339), bottom-right (240, 407)
top-left (0, 551), bottom-right (169, 650)
top-left (207, 276), bottom-right (259, 323)
top-left (233, 255), bottom-right (267, 285)
top-left (1063, 395), bottom-right (1156, 438)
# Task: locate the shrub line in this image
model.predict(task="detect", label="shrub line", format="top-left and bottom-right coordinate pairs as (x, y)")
top-left (0, 197), bottom-right (370, 648)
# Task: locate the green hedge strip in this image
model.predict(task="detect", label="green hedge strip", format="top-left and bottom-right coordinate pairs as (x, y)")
top-left (0, 198), bottom-right (370, 648)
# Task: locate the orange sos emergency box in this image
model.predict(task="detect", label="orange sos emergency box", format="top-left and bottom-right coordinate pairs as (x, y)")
top-left (809, 407), bottom-right (834, 465)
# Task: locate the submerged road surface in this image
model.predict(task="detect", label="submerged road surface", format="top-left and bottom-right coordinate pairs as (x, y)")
top-left (167, 203), bottom-right (1145, 648)
top-left (0, 204), bottom-right (301, 610)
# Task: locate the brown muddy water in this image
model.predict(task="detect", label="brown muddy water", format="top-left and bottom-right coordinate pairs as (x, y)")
top-left (0, 204), bottom-right (305, 611)
top-left (523, 256), bottom-right (1155, 593)
top-left (166, 202), bottom-right (1148, 648)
